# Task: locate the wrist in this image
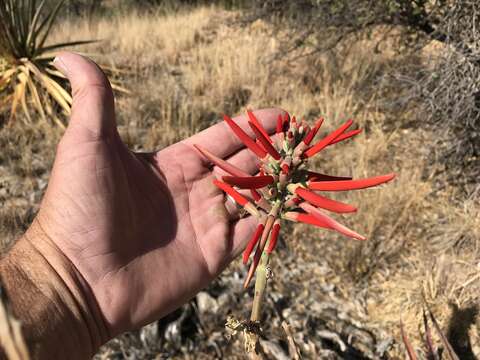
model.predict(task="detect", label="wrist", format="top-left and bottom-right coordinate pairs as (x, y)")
top-left (0, 222), bottom-right (108, 359)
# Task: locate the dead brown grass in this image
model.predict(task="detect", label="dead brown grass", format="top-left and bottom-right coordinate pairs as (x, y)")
top-left (1, 5), bottom-right (479, 358)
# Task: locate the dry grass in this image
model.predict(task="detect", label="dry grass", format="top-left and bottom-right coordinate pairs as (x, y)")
top-left (52, 7), bottom-right (214, 66)
top-left (1, 5), bottom-right (479, 358)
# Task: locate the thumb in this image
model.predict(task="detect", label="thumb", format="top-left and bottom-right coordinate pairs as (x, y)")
top-left (53, 51), bottom-right (117, 141)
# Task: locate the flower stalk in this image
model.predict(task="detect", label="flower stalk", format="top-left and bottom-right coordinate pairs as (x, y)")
top-left (196, 110), bottom-right (396, 354)
top-left (250, 249), bottom-right (270, 322)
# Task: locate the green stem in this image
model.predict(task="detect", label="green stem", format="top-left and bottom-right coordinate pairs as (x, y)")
top-left (250, 251), bottom-right (270, 322)
top-left (250, 201), bottom-right (281, 322)
top-left (247, 202), bottom-right (281, 355)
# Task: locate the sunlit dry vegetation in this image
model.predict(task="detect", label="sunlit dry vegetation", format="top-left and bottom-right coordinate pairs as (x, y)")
top-left (1, 2), bottom-right (479, 359)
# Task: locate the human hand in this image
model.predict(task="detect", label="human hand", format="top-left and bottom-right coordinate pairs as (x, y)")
top-left (6, 52), bottom-right (284, 354)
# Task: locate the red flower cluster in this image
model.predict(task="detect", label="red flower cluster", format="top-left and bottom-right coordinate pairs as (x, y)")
top-left (195, 111), bottom-right (395, 288)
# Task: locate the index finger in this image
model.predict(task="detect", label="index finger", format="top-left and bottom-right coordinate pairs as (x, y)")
top-left (183, 108), bottom-right (285, 159)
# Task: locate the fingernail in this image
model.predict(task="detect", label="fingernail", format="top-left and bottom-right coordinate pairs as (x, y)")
top-left (53, 56), bottom-right (69, 76)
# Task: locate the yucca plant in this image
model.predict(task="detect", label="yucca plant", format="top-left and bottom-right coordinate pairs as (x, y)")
top-left (0, 0), bottom-right (96, 127)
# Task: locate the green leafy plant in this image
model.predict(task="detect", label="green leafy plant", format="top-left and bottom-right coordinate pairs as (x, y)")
top-left (0, 0), bottom-right (96, 126)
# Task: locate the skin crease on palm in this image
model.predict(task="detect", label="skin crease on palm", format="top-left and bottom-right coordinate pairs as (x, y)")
top-left (30, 51), bottom-right (285, 337)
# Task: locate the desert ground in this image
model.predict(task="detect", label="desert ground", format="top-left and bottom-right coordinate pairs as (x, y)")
top-left (1, 3), bottom-right (479, 359)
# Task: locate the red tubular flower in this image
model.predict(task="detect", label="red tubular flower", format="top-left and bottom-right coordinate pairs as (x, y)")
top-left (250, 189), bottom-right (262, 201)
top-left (283, 211), bottom-right (328, 227)
top-left (284, 195), bottom-right (301, 208)
top-left (243, 223), bottom-right (264, 264)
top-left (308, 173), bottom-right (395, 191)
top-left (244, 251), bottom-right (261, 288)
top-left (299, 202), bottom-right (365, 240)
top-left (328, 128), bottom-right (362, 146)
top-left (304, 119), bottom-right (353, 158)
top-left (213, 179), bottom-right (260, 217)
top-left (304, 118), bottom-right (324, 145)
top-left (247, 110), bottom-right (273, 144)
top-left (256, 138), bottom-right (267, 153)
top-left (213, 179), bottom-right (248, 205)
top-left (222, 175), bottom-right (274, 189)
top-left (250, 189), bottom-right (272, 212)
top-left (223, 114), bottom-right (267, 159)
top-left (281, 157), bottom-right (291, 174)
top-left (266, 220), bottom-right (281, 253)
top-left (311, 117), bottom-right (323, 136)
top-left (303, 128), bottom-right (316, 146)
top-left (295, 187), bottom-right (357, 213)
top-left (248, 122), bottom-right (281, 160)
top-left (195, 111), bottom-right (395, 288)
top-left (244, 215), bottom-right (275, 288)
top-left (284, 210), bottom-right (364, 241)
top-left (194, 144), bottom-right (249, 177)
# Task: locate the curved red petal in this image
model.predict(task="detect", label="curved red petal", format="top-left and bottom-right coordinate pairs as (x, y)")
top-left (303, 118), bottom-right (324, 145)
top-left (304, 119), bottom-right (353, 158)
top-left (213, 179), bottom-right (248, 206)
top-left (308, 173), bottom-right (396, 191)
top-left (249, 122), bottom-right (281, 160)
top-left (243, 223), bottom-right (264, 264)
top-left (222, 175), bottom-right (274, 189)
top-left (296, 188), bottom-right (356, 213)
top-left (328, 129), bottom-right (362, 146)
top-left (194, 144), bottom-right (249, 177)
top-left (300, 203), bottom-right (365, 240)
top-left (266, 222), bottom-right (281, 253)
top-left (223, 114), bottom-right (267, 158)
top-left (247, 110), bottom-right (273, 144)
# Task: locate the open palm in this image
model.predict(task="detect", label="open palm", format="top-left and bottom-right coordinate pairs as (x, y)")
top-left (33, 52), bottom-right (283, 337)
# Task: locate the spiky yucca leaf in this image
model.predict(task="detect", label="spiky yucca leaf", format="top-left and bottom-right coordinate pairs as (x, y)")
top-left (0, 0), bottom-right (98, 126)
top-left (400, 318), bottom-right (418, 360)
top-left (401, 307), bottom-right (459, 360)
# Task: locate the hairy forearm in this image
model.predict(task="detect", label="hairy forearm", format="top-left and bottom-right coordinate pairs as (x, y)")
top-left (0, 225), bottom-right (107, 359)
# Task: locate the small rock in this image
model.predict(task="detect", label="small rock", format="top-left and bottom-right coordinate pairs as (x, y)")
top-left (259, 339), bottom-right (289, 360)
top-left (140, 321), bottom-right (159, 350)
top-left (196, 291), bottom-right (218, 315)
top-left (217, 293), bottom-right (230, 308)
